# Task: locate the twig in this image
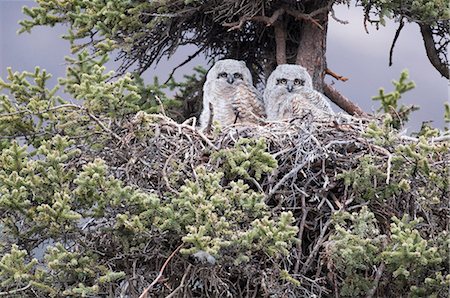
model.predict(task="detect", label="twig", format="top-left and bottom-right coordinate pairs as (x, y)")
top-left (150, 113), bottom-right (218, 150)
top-left (284, 6), bottom-right (327, 30)
top-left (385, 153), bottom-right (392, 184)
top-left (325, 68), bottom-right (348, 82)
top-left (330, 7), bottom-right (348, 25)
top-left (388, 18), bottom-right (404, 66)
top-left (154, 94), bottom-right (167, 117)
top-left (0, 282), bottom-right (32, 296)
top-left (223, 8), bottom-right (285, 31)
top-left (268, 160), bottom-right (309, 197)
top-left (365, 262), bottom-right (385, 298)
top-left (300, 218), bottom-right (332, 274)
top-left (165, 264), bottom-right (192, 298)
top-left (323, 84), bottom-right (367, 116)
top-left (294, 195), bottom-right (308, 273)
top-left (164, 47), bottom-right (204, 84)
top-left (86, 111), bottom-right (122, 141)
top-left (139, 243), bottom-right (184, 298)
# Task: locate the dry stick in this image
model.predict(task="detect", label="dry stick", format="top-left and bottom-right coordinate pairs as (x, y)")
top-left (165, 264), bottom-right (193, 298)
top-left (0, 283), bottom-right (32, 296)
top-left (294, 195), bottom-right (308, 274)
top-left (150, 114), bottom-right (218, 150)
top-left (154, 94), bottom-right (167, 117)
top-left (385, 154), bottom-right (392, 185)
top-left (300, 218), bottom-right (332, 275)
top-left (138, 243), bottom-right (184, 298)
top-left (268, 160), bottom-right (309, 197)
top-left (323, 84), bottom-right (367, 116)
top-left (365, 262), bottom-right (386, 298)
top-left (325, 68), bottom-right (348, 82)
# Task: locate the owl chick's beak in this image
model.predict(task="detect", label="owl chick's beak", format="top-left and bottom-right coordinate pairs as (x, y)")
top-left (227, 74), bottom-right (234, 85)
top-left (287, 82), bottom-right (294, 92)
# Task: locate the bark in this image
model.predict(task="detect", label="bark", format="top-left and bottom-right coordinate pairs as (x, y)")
top-left (295, 5), bottom-right (329, 92)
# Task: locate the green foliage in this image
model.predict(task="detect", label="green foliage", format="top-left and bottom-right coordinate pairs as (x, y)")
top-left (381, 215), bottom-right (449, 296)
top-left (0, 66), bottom-right (64, 146)
top-left (328, 208), bottom-right (450, 297)
top-left (59, 51), bottom-right (141, 117)
top-left (328, 207), bottom-right (385, 296)
top-left (0, 135), bottom-right (156, 295)
top-left (158, 166), bottom-right (297, 263)
top-left (212, 138), bottom-right (278, 180)
top-left (358, 0), bottom-right (450, 25)
top-left (372, 70), bottom-right (418, 128)
top-left (341, 106), bottom-right (449, 205)
top-left (382, 216), bottom-right (442, 279)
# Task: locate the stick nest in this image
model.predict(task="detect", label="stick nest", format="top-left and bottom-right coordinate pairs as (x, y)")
top-left (90, 112), bottom-right (448, 297)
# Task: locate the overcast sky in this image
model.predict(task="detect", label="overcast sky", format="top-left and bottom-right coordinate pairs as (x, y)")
top-left (1, 1), bottom-right (448, 131)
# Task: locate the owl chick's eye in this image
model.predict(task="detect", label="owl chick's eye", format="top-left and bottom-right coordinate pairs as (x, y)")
top-left (233, 73), bottom-right (243, 80)
top-left (218, 72), bottom-right (228, 79)
top-left (294, 79), bottom-right (305, 86)
top-left (277, 78), bottom-right (287, 85)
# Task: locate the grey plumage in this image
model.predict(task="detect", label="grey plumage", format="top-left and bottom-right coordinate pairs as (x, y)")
top-left (263, 64), bottom-right (334, 121)
top-left (199, 59), bottom-right (265, 130)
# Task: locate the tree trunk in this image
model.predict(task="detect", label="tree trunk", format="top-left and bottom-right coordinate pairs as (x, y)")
top-left (295, 9), bottom-right (328, 92)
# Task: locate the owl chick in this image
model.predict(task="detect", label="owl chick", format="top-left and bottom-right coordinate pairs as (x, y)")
top-left (263, 64), bottom-right (334, 121)
top-left (199, 59), bottom-right (265, 131)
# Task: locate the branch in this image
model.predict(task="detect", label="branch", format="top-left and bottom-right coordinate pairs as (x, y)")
top-left (389, 18), bottom-right (405, 66)
top-left (365, 262), bottom-right (385, 298)
top-left (419, 23), bottom-right (449, 79)
top-left (325, 68), bottom-right (348, 82)
top-left (222, 8), bottom-right (285, 31)
top-left (139, 243), bottom-right (184, 298)
top-left (284, 5), bottom-right (330, 30)
top-left (165, 264), bottom-right (192, 298)
top-left (0, 283), bottom-right (32, 296)
top-left (164, 47), bottom-right (204, 84)
top-left (323, 84), bottom-right (367, 116)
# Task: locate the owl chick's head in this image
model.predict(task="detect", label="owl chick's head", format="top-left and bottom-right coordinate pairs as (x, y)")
top-left (266, 64), bottom-right (313, 94)
top-left (207, 59), bottom-right (253, 86)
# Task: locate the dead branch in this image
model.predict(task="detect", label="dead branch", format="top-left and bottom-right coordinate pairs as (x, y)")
top-left (223, 8), bottom-right (285, 31)
top-left (419, 23), bottom-right (450, 79)
top-left (139, 243), bottom-right (184, 298)
top-left (365, 262), bottom-right (385, 298)
top-left (284, 6), bottom-right (327, 30)
top-left (389, 18), bottom-right (405, 66)
top-left (323, 84), bottom-right (367, 116)
top-left (164, 47), bottom-right (204, 84)
top-left (0, 283), bottom-right (32, 296)
top-left (300, 218), bottom-right (332, 274)
top-left (165, 264), bottom-right (192, 298)
top-left (325, 68), bottom-right (349, 82)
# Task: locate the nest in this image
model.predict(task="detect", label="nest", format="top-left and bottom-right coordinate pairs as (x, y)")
top-left (88, 112), bottom-right (448, 297)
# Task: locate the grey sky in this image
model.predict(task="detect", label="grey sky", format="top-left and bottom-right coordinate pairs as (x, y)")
top-left (1, 1), bottom-right (448, 131)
